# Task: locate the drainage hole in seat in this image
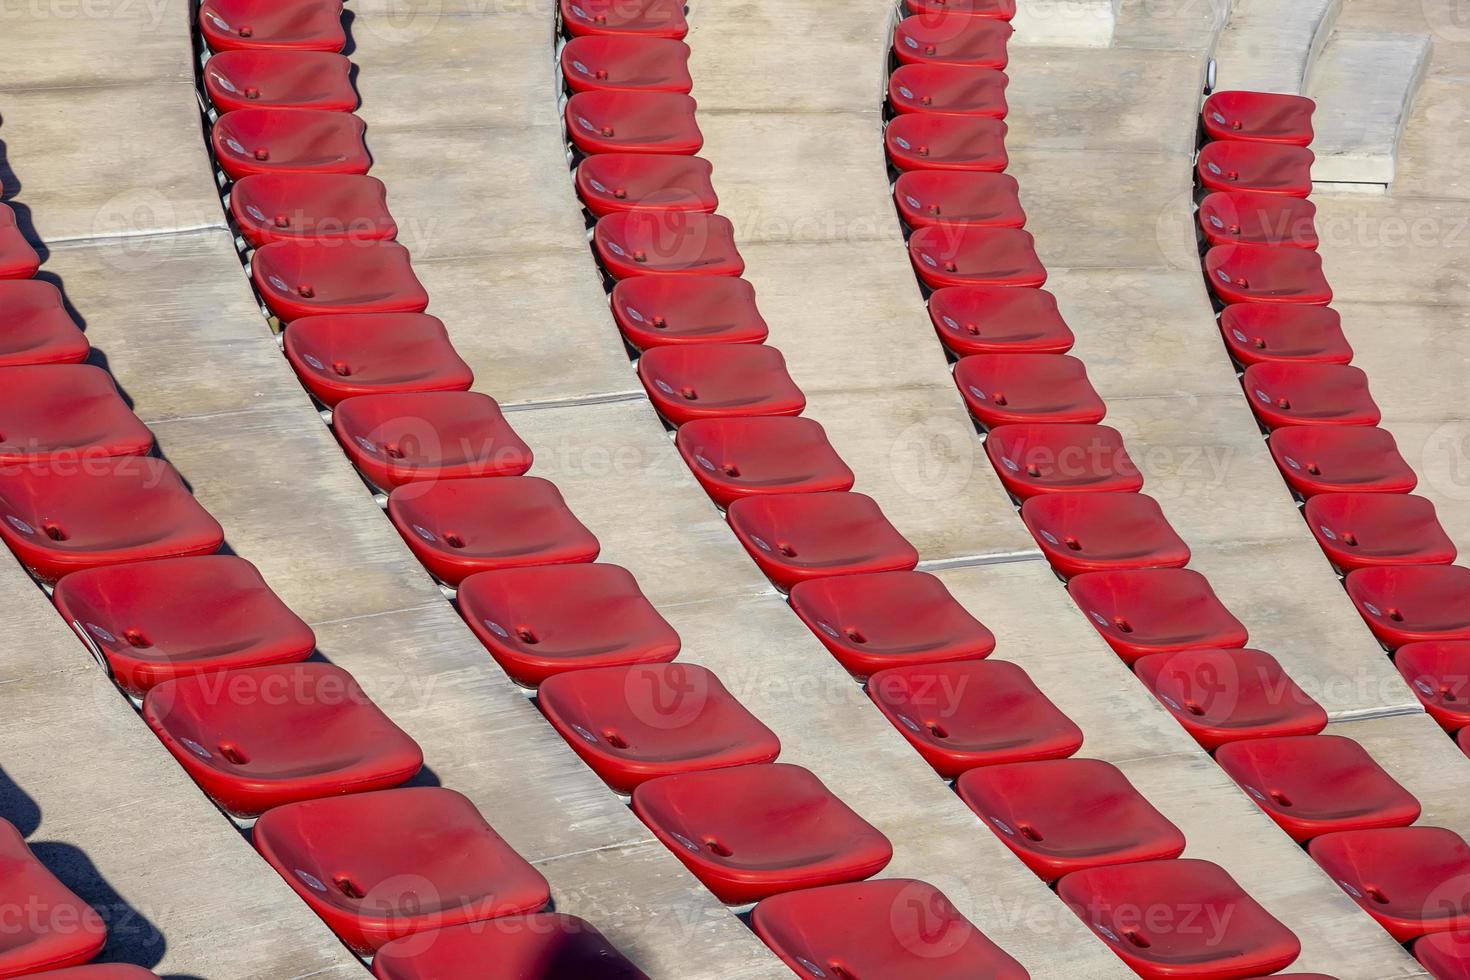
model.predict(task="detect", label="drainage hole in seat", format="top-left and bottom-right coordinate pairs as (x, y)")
top-left (219, 744), bottom-right (250, 765)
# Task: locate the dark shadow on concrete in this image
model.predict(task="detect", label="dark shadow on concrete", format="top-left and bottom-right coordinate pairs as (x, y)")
top-left (0, 766), bottom-right (167, 969)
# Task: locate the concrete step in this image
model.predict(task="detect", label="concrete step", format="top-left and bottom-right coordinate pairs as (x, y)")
top-left (1012, 0), bottom-right (1120, 47)
top-left (1308, 30), bottom-right (1432, 186)
top-left (1213, 0), bottom-right (1341, 94)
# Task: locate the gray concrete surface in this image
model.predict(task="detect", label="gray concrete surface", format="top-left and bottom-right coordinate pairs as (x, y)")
top-left (1213, 0), bottom-right (1343, 94)
top-left (1011, 0), bottom-right (1119, 47)
top-left (1310, 31), bottom-right (1432, 185)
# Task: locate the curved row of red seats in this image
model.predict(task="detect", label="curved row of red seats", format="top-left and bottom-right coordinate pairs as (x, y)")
top-left (12, 9), bottom-right (626, 975)
top-left (191, 0), bottom-right (951, 974)
top-left (0, 158), bottom-right (170, 980)
top-left (553, 4), bottom-right (1068, 975)
top-left (0, 0), bottom-right (632, 975)
top-left (1, 65), bottom-right (453, 977)
top-left (877, 27), bottom-right (1332, 980)
top-left (1196, 91), bottom-right (1470, 976)
top-left (882, 34), bottom-right (1470, 977)
top-left (547, 1), bottom-right (1177, 976)
top-left (557, 3), bottom-right (1308, 977)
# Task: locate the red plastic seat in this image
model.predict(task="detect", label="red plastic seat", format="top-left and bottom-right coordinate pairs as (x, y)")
top-left (789, 570), bottom-right (996, 677)
top-left (254, 787), bottom-right (549, 952)
top-left (0, 364), bottom-right (152, 461)
top-left (212, 109), bottom-right (369, 180)
top-left (576, 155), bottom-right (716, 216)
top-left (895, 171), bottom-right (1025, 229)
top-left (631, 763), bottom-right (891, 904)
top-left (1206, 244), bottom-right (1332, 306)
top-left (0, 457), bottom-right (223, 583)
top-left (1057, 859), bottom-right (1301, 979)
top-left (909, 226), bottom-right (1044, 289)
top-left (954, 353), bottom-right (1104, 427)
top-left (252, 240), bottom-right (428, 322)
top-left (1309, 827), bottom-right (1470, 941)
top-left (636, 343), bottom-right (804, 425)
top-left (1021, 492), bottom-right (1190, 577)
top-left (1269, 425), bottom-right (1416, 496)
top-left (1197, 142), bottom-right (1315, 196)
top-left (0, 204), bottom-right (39, 280)
top-left (0, 282), bottom-right (89, 366)
top-left (1415, 932), bottom-right (1470, 979)
top-left (198, 0), bottom-right (344, 51)
top-left (894, 15), bottom-right (1012, 68)
top-left (985, 423), bottom-right (1143, 499)
top-left (539, 663), bottom-right (780, 792)
top-left (456, 563), bottom-right (678, 687)
top-left (1346, 564), bottom-right (1470, 649)
top-left (1219, 304), bottom-right (1352, 366)
top-left (372, 914), bottom-right (648, 980)
top-left (726, 491), bottom-right (918, 590)
top-left (1217, 735), bottom-right (1418, 842)
top-left (204, 51), bottom-right (355, 113)
top-left (1203, 91), bottom-right (1315, 146)
top-left (888, 65), bottom-right (1008, 117)
top-left (0, 819), bottom-right (106, 975)
top-left (867, 659), bottom-right (1082, 776)
top-left (929, 285), bottom-right (1074, 355)
top-left (904, 0), bottom-right (1016, 16)
top-left (142, 662), bottom-right (422, 817)
top-left (1304, 493), bottom-right (1455, 572)
top-left (387, 476), bottom-right (599, 586)
top-left (1199, 191), bottom-right (1318, 248)
top-left (751, 879), bottom-right (1028, 980)
top-left (1242, 362), bottom-right (1377, 429)
top-left (1068, 568), bottom-right (1248, 664)
top-left (675, 417), bottom-right (854, 507)
top-left (331, 391), bottom-right (532, 490)
top-left (610, 275), bottom-right (769, 348)
top-left (560, 36), bottom-right (692, 93)
top-left (1396, 642), bottom-right (1470, 732)
top-left (229, 174), bottom-right (395, 248)
top-left (52, 555), bottom-right (315, 697)
top-left (560, 0), bottom-right (687, 39)
top-left (885, 114), bottom-right (1008, 172)
top-left (565, 92), bottom-right (702, 155)
top-left (283, 313), bottom-right (473, 407)
top-left (1134, 648), bottom-right (1328, 751)
top-left (957, 759), bottom-right (1185, 880)
top-left (593, 212), bottom-right (742, 278)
